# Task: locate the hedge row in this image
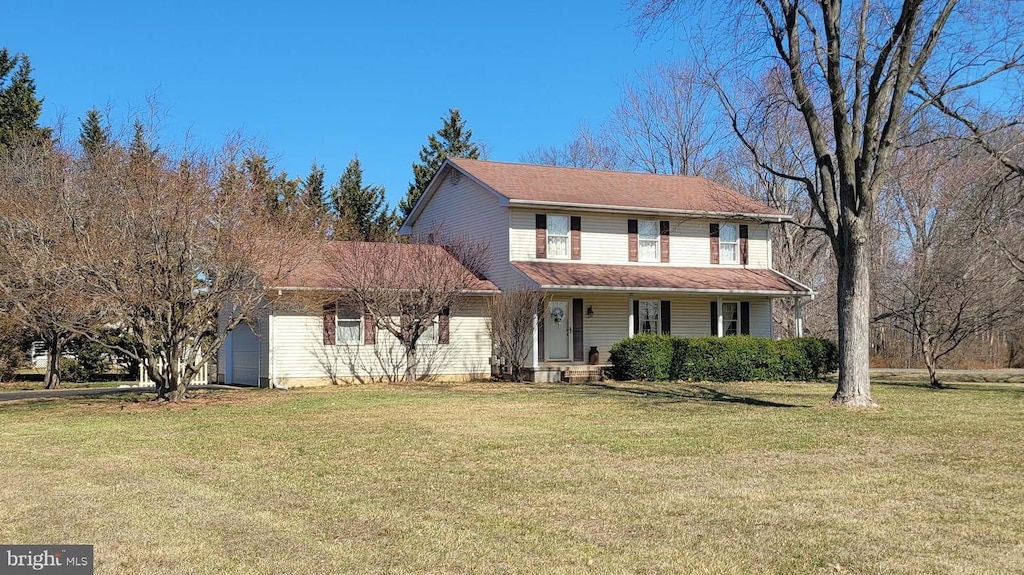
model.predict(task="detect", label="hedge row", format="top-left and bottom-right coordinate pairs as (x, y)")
top-left (608, 335), bottom-right (838, 382)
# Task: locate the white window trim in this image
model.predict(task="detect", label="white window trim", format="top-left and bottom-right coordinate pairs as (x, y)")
top-left (638, 299), bottom-right (661, 335)
top-left (638, 219), bottom-right (660, 263)
top-left (546, 214), bottom-right (570, 260)
top-left (720, 223), bottom-right (739, 264)
top-left (336, 309), bottom-right (363, 344)
top-left (420, 316), bottom-right (440, 345)
top-left (720, 300), bottom-right (740, 337)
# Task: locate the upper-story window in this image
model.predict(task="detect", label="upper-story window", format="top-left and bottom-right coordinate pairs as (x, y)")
top-left (720, 224), bottom-right (739, 264)
top-left (547, 214), bottom-right (570, 259)
top-left (638, 220), bottom-right (661, 262)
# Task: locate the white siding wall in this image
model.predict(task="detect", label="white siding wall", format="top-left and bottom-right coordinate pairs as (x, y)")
top-left (270, 297), bottom-right (492, 384)
top-left (510, 208), bottom-right (772, 268)
top-left (409, 174), bottom-right (517, 288)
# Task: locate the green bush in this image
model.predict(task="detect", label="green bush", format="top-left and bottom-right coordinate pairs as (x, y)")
top-left (608, 335), bottom-right (674, 381)
top-left (59, 357), bottom-right (90, 383)
top-left (609, 335), bottom-right (838, 382)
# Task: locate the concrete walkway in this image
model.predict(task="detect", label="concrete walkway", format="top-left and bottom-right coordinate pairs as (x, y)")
top-left (0, 384), bottom-right (246, 403)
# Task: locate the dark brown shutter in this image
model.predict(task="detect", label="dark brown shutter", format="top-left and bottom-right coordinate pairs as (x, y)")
top-left (572, 298), bottom-right (584, 361)
top-left (363, 308), bottom-right (376, 345)
top-left (628, 219), bottom-right (638, 262)
top-left (660, 220), bottom-right (670, 263)
top-left (570, 216), bottom-right (582, 260)
top-left (323, 302), bottom-right (336, 345)
top-left (438, 306), bottom-right (450, 344)
top-left (535, 214), bottom-right (547, 259)
top-left (632, 299), bottom-right (640, 335)
top-left (739, 224), bottom-right (749, 265)
top-left (661, 300), bottom-right (671, 335)
top-left (710, 301), bottom-right (718, 336)
top-left (538, 316), bottom-right (545, 360)
top-left (740, 301), bottom-right (750, 335)
top-left (710, 223), bottom-right (720, 264)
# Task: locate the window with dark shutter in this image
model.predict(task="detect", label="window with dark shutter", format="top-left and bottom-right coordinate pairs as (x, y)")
top-left (628, 219), bottom-right (639, 262)
top-left (535, 214), bottom-right (547, 259)
top-left (661, 300), bottom-right (671, 335)
top-left (660, 220), bottom-right (670, 263)
top-left (570, 216), bottom-right (581, 260)
top-left (710, 223), bottom-right (720, 264)
top-left (323, 302), bottom-right (336, 346)
top-left (740, 302), bottom-right (750, 335)
top-left (632, 299), bottom-right (640, 335)
top-left (363, 309), bottom-right (376, 345)
top-left (438, 307), bottom-right (451, 344)
top-left (710, 301), bottom-right (718, 336)
top-left (739, 224), bottom-right (749, 265)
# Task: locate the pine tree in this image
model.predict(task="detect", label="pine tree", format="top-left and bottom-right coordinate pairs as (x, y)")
top-left (78, 108), bottom-right (111, 159)
top-left (303, 162), bottom-right (329, 213)
top-left (399, 108), bottom-right (481, 219)
top-left (128, 120), bottom-right (158, 165)
top-left (0, 48), bottom-right (50, 151)
top-left (330, 156), bottom-right (394, 241)
top-left (242, 152), bottom-right (277, 213)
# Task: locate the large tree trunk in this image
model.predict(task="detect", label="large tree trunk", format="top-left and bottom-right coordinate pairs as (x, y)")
top-left (831, 226), bottom-right (877, 407)
top-left (921, 337), bottom-right (942, 389)
top-left (403, 345), bottom-right (418, 383)
top-left (43, 337), bottom-right (61, 389)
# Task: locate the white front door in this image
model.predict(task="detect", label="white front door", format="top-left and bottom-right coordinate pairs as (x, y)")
top-left (546, 300), bottom-right (570, 360)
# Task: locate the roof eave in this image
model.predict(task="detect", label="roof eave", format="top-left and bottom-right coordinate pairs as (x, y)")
top-left (536, 285), bottom-right (813, 296)
top-left (507, 199), bottom-right (793, 222)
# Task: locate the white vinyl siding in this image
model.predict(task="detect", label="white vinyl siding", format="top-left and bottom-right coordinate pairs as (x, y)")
top-left (409, 173), bottom-right (514, 288)
top-left (511, 209), bottom-right (772, 269)
top-left (638, 220), bottom-right (659, 262)
top-left (269, 297), bottom-right (491, 383)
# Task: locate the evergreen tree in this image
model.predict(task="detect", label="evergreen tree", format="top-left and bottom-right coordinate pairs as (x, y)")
top-left (330, 156), bottom-right (395, 241)
top-left (399, 108), bottom-right (481, 219)
top-left (128, 120), bottom-right (159, 166)
top-left (303, 162), bottom-right (330, 216)
top-left (0, 48), bottom-right (50, 151)
top-left (242, 152), bottom-right (277, 213)
top-left (78, 108), bottom-right (111, 159)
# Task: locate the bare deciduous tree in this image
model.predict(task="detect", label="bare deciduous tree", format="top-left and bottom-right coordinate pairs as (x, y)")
top-left (633, 0), bottom-right (1023, 406)
top-left (325, 235), bottom-right (491, 382)
top-left (486, 288), bottom-right (545, 382)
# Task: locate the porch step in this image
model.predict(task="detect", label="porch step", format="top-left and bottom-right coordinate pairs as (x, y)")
top-left (561, 365), bottom-right (608, 384)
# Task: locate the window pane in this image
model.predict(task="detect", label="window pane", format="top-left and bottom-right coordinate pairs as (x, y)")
top-left (548, 236), bottom-right (568, 257)
top-left (548, 215), bottom-right (569, 236)
top-left (422, 319), bottom-right (438, 343)
top-left (638, 220), bottom-right (658, 240)
top-left (720, 224), bottom-right (738, 242)
top-left (720, 242), bottom-right (738, 263)
top-left (640, 301), bottom-right (660, 335)
top-left (639, 239), bottom-right (659, 262)
top-left (722, 303), bottom-right (738, 336)
top-left (337, 319), bottom-right (361, 342)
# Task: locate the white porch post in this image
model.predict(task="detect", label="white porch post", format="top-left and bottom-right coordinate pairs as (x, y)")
top-left (627, 297), bottom-right (635, 338)
top-left (531, 312), bottom-right (539, 369)
top-left (795, 297), bottom-right (804, 338)
top-left (717, 297), bottom-right (724, 338)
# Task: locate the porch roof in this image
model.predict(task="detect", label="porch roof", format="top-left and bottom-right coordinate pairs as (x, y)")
top-left (512, 261), bottom-right (813, 296)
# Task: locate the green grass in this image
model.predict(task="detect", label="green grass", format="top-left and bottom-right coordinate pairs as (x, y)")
top-left (1, 379), bottom-right (1022, 574)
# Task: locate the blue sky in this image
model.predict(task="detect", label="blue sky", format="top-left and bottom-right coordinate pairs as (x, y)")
top-left (7, 0), bottom-right (685, 208)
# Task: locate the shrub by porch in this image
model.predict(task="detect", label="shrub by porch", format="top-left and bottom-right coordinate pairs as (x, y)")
top-left (609, 335), bottom-right (838, 382)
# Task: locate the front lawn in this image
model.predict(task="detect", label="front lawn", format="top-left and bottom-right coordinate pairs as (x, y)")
top-left (0, 380), bottom-right (1021, 574)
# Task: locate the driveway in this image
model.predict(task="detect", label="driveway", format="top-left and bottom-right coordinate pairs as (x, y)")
top-left (0, 384), bottom-right (245, 402)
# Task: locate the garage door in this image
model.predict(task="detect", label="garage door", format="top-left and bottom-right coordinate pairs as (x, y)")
top-left (231, 323), bottom-right (260, 386)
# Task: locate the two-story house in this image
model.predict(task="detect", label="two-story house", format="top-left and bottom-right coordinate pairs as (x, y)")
top-left (218, 158), bottom-right (813, 386)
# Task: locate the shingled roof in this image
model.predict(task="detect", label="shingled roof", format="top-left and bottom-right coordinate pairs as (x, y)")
top-left (433, 158), bottom-right (789, 219)
top-left (512, 261), bottom-right (812, 295)
top-left (267, 241), bottom-right (499, 293)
